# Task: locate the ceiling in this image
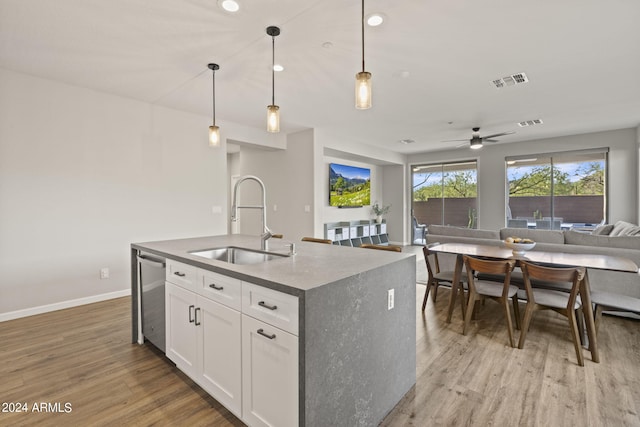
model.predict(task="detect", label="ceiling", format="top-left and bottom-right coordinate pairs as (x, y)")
top-left (1, 0), bottom-right (639, 154)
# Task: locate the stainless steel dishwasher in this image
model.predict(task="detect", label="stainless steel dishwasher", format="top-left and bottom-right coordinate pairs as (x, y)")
top-left (138, 252), bottom-right (166, 352)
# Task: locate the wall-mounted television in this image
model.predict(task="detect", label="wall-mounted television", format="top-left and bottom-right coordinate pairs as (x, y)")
top-left (329, 163), bottom-right (371, 207)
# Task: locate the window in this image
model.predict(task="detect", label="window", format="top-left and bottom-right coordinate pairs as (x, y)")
top-left (506, 149), bottom-right (607, 230)
top-left (412, 161), bottom-right (478, 232)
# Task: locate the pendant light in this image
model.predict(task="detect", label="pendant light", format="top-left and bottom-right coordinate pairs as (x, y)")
top-left (208, 63), bottom-right (221, 147)
top-left (355, 0), bottom-right (372, 109)
top-left (266, 26), bottom-right (281, 133)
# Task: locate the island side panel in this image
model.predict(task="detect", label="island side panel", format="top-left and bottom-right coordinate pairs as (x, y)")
top-left (303, 256), bottom-right (416, 426)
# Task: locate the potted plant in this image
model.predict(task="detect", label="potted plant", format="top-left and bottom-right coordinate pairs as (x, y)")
top-left (371, 202), bottom-right (391, 224)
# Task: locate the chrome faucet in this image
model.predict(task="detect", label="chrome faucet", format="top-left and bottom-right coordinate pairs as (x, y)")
top-left (231, 175), bottom-right (278, 251)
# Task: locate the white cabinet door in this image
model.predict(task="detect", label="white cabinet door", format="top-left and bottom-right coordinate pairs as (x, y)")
top-left (197, 296), bottom-right (242, 418)
top-left (242, 314), bottom-right (298, 427)
top-left (165, 282), bottom-right (198, 378)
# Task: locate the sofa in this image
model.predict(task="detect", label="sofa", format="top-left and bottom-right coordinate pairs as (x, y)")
top-left (425, 221), bottom-right (640, 317)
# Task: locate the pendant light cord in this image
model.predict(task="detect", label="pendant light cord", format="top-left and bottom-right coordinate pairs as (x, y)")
top-left (271, 35), bottom-right (275, 105)
top-left (212, 70), bottom-right (216, 126)
top-left (361, 0), bottom-right (365, 73)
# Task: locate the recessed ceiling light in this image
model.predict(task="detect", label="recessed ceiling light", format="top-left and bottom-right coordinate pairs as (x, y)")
top-left (322, 41), bottom-right (333, 49)
top-left (218, 0), bottom-right (239, 12)
top-left (273, 64), bottom-right (284, 72)
top-left (366, 13), bottom-right (385, 27)
top-left (399, 139), bottom-right (415, 145)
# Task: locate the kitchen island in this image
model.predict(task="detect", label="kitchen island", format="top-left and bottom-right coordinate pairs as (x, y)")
top-left (131, 234), bottom-right (416, 427)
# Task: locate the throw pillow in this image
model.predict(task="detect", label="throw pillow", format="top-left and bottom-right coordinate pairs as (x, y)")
top-left (609, 221), bottom-right (640, 237)
top-left (592, 223), bottom-right (614, 235)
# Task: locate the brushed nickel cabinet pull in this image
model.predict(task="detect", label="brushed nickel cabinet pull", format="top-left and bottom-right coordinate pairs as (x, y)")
top-left (258, 301), bottom-right (277, 310)
top-left (189, 305), bottom-right (195, 323)
top-left (194, 307), bottom-right (201, 326)
top-left (257, 328), bottom-right (276, 340)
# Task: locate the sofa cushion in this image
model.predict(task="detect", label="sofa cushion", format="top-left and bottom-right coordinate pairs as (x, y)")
top-left (564, 229), bottom-right (640, 250)
top-left (609, 220), bottom-right (640, 237)
top-left (500, 227), bottom-right (565, 244)
top-left (428, 225), bottom-right (500, 240)
top-left (592, 223), bottom-right (615, 235)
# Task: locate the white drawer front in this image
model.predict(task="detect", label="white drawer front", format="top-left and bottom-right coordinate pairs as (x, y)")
top-left (199, 270), bottom-right (242, 311)
top-left (166, 259), bottom-right (197, 291)
top-left (242, 282), bottom-right (299, 336)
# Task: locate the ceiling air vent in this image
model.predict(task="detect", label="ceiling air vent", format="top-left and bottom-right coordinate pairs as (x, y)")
top-left (491, 72), bottom-right (529, 88)
top-left (517, 119), bottom-right (543, 127)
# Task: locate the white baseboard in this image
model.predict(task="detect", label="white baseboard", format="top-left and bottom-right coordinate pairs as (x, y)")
top-left (0, 289), bottom-right (131, 322)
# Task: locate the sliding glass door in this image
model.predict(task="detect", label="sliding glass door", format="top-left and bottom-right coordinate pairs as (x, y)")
top-left (412, 161), bottom-right (478, 234)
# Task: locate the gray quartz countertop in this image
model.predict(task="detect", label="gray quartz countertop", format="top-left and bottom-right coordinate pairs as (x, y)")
top-left (132, 234), bottom-right (414, 296)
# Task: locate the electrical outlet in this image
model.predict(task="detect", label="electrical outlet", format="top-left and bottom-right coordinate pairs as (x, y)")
top-left (100, 268), bottom-right (110, 279)
top-left (387, 289), bottom-right (394, 310)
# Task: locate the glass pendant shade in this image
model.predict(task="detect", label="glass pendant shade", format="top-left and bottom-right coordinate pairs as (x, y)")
top-left (355, 71), bottom-right (372, 109)
top-left (209, 125), bottom-right (221, 147)
top-left (267, 105), bottom-right (280, 133)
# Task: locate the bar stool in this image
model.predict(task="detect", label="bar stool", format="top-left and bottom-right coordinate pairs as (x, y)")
top-left (301, 237), bottom-right (333, 244)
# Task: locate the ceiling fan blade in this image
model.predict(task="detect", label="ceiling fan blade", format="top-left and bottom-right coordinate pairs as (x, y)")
top-left (442, 138), bottom-right (469, 142)
top-left (455, 142), bottom-right (468, 148)
top-left (484, 139), bottom-right (499, 142)
top-left (481, 131), bottom-right (515, 139)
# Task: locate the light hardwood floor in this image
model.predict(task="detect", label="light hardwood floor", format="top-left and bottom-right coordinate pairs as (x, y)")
top-left (1, 287), bottom-right (639, 426)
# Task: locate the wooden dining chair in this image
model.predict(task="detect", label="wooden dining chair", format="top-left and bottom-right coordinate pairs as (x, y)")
top-left (518, 261), bottom-right (586, 366)
top-left (463, 256), bottom-right (520, 347)
top-left (421, 244), bottom-right (466, 311)
top-left (301, 237), bottom-right (333, 244)
top-left (360, 243), bottom-right (402, 252)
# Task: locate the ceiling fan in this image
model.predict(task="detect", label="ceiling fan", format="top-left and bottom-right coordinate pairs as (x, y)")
top-left (444, 127), bottom-right (515, 149)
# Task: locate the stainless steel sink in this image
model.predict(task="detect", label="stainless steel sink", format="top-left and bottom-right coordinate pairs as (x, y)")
top-left (189, 246), bottom-right (289, 265)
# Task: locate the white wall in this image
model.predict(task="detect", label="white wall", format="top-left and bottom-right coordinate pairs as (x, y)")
top-left (408, 128), bottom-right (639, 231)
top-left (382, 164), bottom-right (409, 245)
top-left (233, 129), bottom-right (315, 243)
top-left (0, 69), bottom-right (232, 319)
top-left (637, 124), bottom-right (640, 225)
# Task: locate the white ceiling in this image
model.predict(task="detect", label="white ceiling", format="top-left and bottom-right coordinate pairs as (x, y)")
top-left (1, 0), bottom-right (639, 154)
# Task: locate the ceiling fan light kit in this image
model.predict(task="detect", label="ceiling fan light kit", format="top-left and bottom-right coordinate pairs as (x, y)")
top-left (470, 139), bottom-right (483, 149)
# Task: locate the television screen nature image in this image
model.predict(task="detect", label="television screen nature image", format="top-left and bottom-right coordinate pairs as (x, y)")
top-left (329, 163), bottom-right (371, 207)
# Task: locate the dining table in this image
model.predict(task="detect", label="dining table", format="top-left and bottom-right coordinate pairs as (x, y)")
top-left (428, 242), bottom-right (640, 364)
